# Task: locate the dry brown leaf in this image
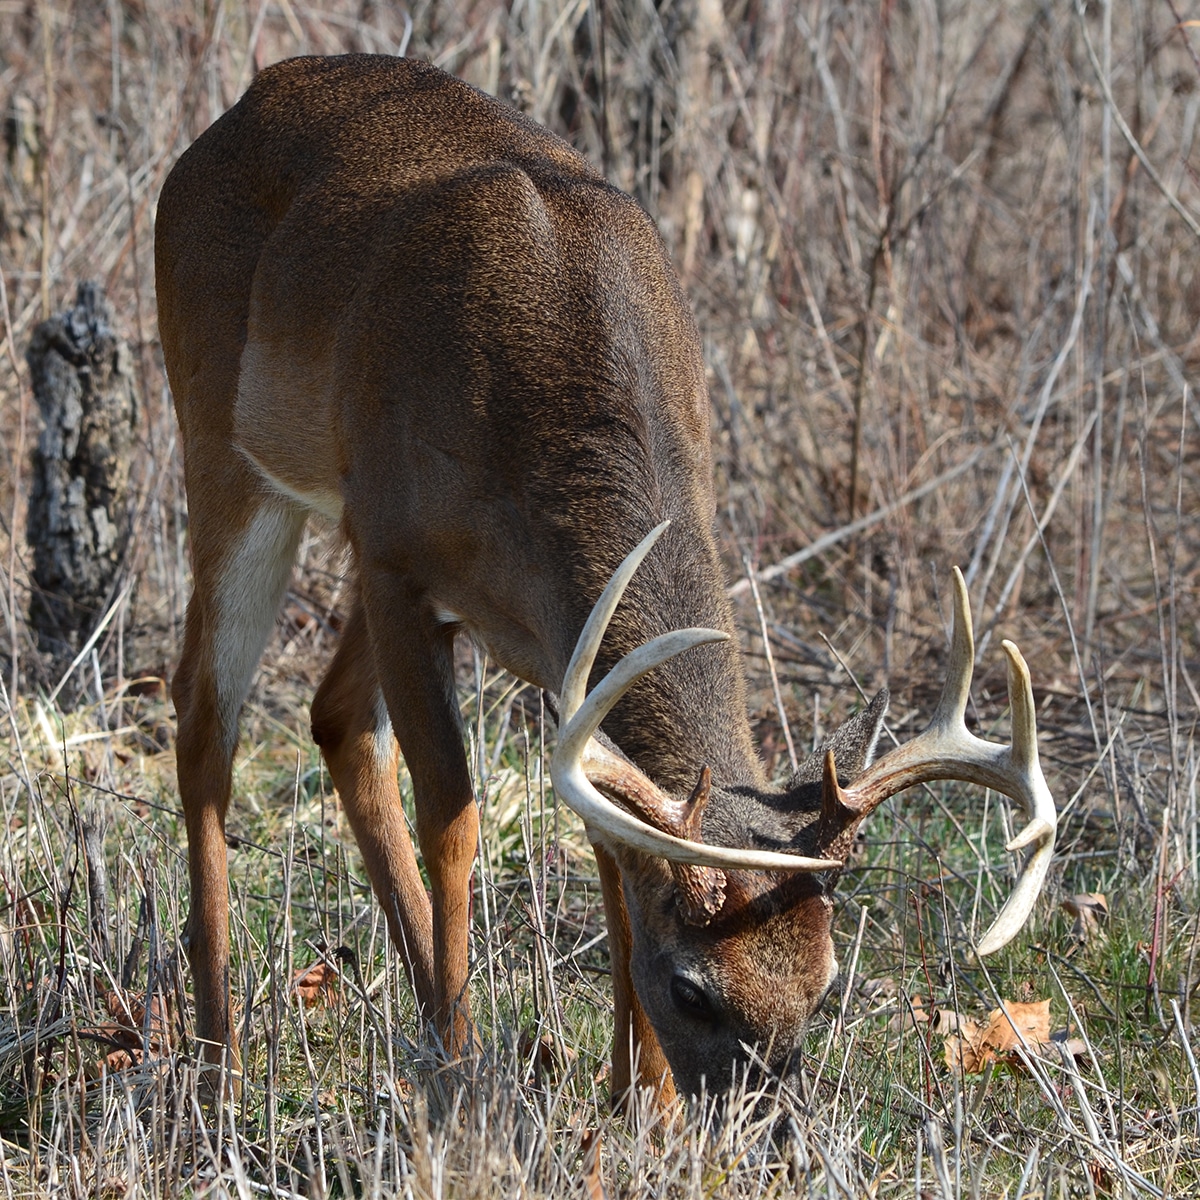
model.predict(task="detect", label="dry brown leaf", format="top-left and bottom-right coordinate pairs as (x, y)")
top-left (1061, 893), bottom-right (1108, 945)
top-left (86, 989), bottom-right (174, 1078)
top-left (887, 993), bottom-right (928, 1034)
top-left (294, 961), bottom-right (339, 1008)
top-left (982, 999), bottom-right (1051, 1054)
top-left (105, 1049), bottom-right (136, 1072)
top-left (944, 999), bottom-right (1052, 1073)
top-left (943, 1023), bottom-right (981, 1073)
top-left (104, 989), bottom-right (172, 1051)
top-left (580, 1129), bottom-right (606, 1200)
top-left (519, 1028), bottom-right (577, 1085)
top-left (930, 1008), bottom-right (962, 1036)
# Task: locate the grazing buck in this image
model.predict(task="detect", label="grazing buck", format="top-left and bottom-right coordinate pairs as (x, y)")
top-left (155, 55), bottom-right (1056, 1108)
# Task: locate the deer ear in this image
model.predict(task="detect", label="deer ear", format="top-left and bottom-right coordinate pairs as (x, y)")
top-left (786, 689), bottom-right (889, 789)
top-left (670, 767), bottom-right (728, 925)
top-left (590, 760), bottom-right (731, 926)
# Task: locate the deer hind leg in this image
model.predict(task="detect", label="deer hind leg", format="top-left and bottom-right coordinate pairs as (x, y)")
top-left (173, 484), bottom-right (306, 1092)
top-left (357, 570), bottom-right (479, 1056)
top-left (311, 601), bottom-right (436, 1017)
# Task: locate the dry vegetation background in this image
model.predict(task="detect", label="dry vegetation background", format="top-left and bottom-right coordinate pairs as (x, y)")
top-left (1, 0), bottom-right (1199, 1196)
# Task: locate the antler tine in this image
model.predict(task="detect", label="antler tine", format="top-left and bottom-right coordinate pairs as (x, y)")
top-left (551, 525), bottom-right (842, 873)
top-left (929, 566), bottom-right (975, 730)
top-left (1000, 640), bottom-right (1056, 851)
top-left (559, 521), bottom-right (671, 726)
top-left (972, 640), bottom-right (1056, 955)
top-left (829, 568), bottom-right (1056, 956)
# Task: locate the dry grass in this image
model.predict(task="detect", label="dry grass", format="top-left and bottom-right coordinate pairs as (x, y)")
top-left (1, 0), bottom-right (1199, 1195)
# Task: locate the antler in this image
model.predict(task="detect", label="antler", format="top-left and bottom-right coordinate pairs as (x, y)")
top-left (551, 533), bottom-right (1056, 953)
top-left (819, 567), bottom-right (1056, 956)
top-left (550, 522), bottom-right (843, 873)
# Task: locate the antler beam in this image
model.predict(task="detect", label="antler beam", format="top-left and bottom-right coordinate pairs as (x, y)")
top-left (553, 530), bottom-right (1056, 955)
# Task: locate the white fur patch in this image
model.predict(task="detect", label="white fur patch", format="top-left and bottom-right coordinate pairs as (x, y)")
top-left (212, 503), bottom-right (306, 753)
top-left (371, 688), bottom-right (395, 767)
top-left (862, 722), bottom-right (884, 769)
top-left (238, 447), bottom-right (343, 522)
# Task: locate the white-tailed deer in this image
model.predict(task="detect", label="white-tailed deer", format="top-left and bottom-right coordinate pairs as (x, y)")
top-left (155, 55), bottom-right (1056, 1108)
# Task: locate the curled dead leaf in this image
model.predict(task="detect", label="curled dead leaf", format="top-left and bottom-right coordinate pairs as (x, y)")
top-left (943, 999), bottom-right (1052, 1074)
top-left (930, 1008), bottom-right (962, 1036)
top-left (1060, 893), bottom-right (1108, 946)
top-left (294, 961), bottom-right (339, 1008)
top-left (1052, 1033), bottom-right (1092, 1063)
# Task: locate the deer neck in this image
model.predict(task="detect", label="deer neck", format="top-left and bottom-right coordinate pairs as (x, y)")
top-left (568, 523), bottom-right (768, 799)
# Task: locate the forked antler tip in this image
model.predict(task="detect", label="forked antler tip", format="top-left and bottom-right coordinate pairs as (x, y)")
top-left (844, 569), bottom-right (1056, 958)
top-left (972, 635), bottom-right (1055, 958)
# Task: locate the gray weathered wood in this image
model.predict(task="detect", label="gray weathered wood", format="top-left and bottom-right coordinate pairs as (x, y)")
top-left (26, 282), bottom-right (137, 681)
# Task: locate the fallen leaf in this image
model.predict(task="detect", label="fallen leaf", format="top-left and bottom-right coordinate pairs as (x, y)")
top-left (944, 999), bottom-right (1052, 1073)
top-left (1053, 1033), bottom-right (1091, 1062)
top-left (294, 961), bottom-right (339, 1008)
top-left (105, 1050), bottom-right (135, 1072)
top-left (982, 999), bottom-right (1051, 1054)
top-left (104, 988), bottom-right (172, 1052)
top-left (943, 1022), bottom-right (981, 1073)
top-left (930, 1008), bottom-right (962, 1036)
top-left (518, 1028), bottom-right (577, 1085)
top-left (86, 989), bottom-right (173, 1077)
top-left (1061, 893), bottom-right (1108, 945)
top-left (580, 1129), bottom-right (606, 1200)
top-left (887, 993), bottom-right (928, 1034)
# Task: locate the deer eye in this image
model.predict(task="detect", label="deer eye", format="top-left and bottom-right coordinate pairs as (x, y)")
top-left (670, 975), bottom-right (713, 1021)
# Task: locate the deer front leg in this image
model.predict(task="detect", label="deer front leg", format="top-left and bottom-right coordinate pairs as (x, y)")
top-left (361, 574), bottom-right (479, 1054)
top-left (174, 647), bottom-right (239, 1090)
top-left (311, 601), bottom-right (436, 1017)
top-left (594, 843), bottom-right (676, 1114)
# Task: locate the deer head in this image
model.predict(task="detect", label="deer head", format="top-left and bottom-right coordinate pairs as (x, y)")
top-left (551, 524), bottom-right (1056, 1099)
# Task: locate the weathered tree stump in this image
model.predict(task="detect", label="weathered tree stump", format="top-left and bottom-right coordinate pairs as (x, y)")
top-left (26, 282), bottom-right (138, 681)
